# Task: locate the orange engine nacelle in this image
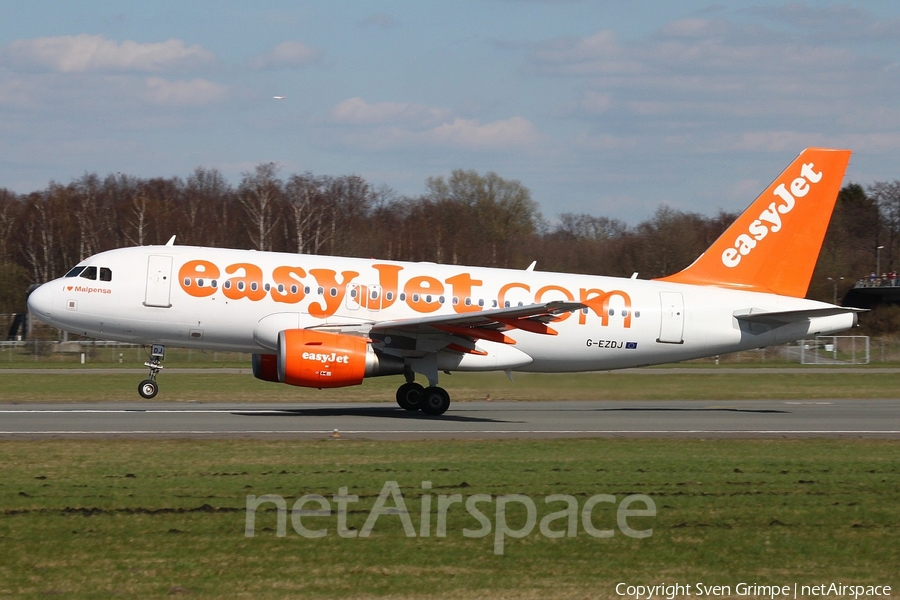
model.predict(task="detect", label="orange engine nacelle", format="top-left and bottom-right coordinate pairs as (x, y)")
top-left (276, 329), bottom-right (404, 388)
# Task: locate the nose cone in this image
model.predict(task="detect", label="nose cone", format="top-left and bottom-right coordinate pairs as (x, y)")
top-left (27, 282), bottom-right (54, 323)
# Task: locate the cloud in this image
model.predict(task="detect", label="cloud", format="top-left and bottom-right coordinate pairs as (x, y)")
top-left (0, 69), bottom-right (227, 112)
top-left (248, 41), bottom-right (322, 70)
top-left (1, 34), bottom-right (215, 73)
top-left (526, 12), bottom-right (900, 145)
top-left (143, 77), bottom-right (228, 106)
top-left (578, 90), bottom-right (613, 114)
top-left (328, 97), bottom-right (541, 151)
top-left (329, 97), bottom-right (452, 126)
top-left (424, 116), bottom-right (540, 150)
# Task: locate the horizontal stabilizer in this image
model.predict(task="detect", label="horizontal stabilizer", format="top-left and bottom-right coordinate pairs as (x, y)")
top-left (734, 306), bottom-right (865, 325)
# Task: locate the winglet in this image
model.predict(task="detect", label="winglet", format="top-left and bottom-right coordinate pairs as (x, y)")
top-left (656, 148), bottom-right (851, 298)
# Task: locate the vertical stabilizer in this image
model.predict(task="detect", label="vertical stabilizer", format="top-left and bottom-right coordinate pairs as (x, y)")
top-left (656, 148), bottom-right (851, 298)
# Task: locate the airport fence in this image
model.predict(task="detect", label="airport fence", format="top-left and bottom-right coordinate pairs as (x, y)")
top-left (799, 336), bottom-right (870, 365)
top-left (2, 316), bottom-right (898, 366)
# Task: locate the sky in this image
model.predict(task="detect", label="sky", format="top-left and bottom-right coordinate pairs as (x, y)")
top-left (2, 1), bottom-right (900, 224)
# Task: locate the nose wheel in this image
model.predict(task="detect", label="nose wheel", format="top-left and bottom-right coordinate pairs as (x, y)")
top-left (138, 344), bottom-right (165, 399)
top-left (138, 379), bottom-right (159, 399)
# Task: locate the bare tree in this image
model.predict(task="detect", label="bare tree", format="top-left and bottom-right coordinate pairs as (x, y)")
top-left (239, 163), bottom-right (283, 252)
top-left (0, 188), bottom-right (21, 262)
top-left (71, 174), bottom-right (104, 259)
top-left (425, 170), bottom-right (540, 267)
top-left (285, 173), bottom-right (325, 255)
top-left (184, 167), bottom-right (232, 246)
top-left (868, 181), bottom-right (900, 272)
top-left (125, 194), bottom-right (149, 246)
top-left (21, 193), bottom-right (56, 282)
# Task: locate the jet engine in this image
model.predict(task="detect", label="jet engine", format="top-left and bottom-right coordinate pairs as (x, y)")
top-left (253, 329), bottom-right (404, 388)
top-left (251, 353), bottom-right (279, 382)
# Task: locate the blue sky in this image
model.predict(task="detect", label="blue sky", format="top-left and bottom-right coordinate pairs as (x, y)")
top-left (2, 1), bottom-right (900, 224)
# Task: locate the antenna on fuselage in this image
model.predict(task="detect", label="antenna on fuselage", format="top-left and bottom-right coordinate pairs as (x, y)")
top-left (165, 235), bottom-right (176, 247)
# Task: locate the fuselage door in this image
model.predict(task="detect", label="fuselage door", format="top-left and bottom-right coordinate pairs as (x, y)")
top-left (345, 284), bottom-right (383, 311)
top-left (144, 255), bottom-right (173, 308)
top-left (365, 284), bottom-right (383, 311)
top-left (657, 291), bottom-right (684, 344)
top-left (346, 284), bottom-right (362, 310)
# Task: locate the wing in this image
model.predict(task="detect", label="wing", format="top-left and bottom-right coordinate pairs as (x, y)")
top-left (368, 301), bottom-right (585, 357)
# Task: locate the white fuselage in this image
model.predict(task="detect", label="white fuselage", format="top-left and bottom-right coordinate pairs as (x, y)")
top-left (27, 245), bottom-right (855, 372)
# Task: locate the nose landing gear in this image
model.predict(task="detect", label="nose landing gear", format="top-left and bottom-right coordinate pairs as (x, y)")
top-left (138, 344), bottom-right (165, 399)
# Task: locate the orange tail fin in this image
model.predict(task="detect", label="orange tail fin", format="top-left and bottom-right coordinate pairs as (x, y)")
top-left (656, 148), bottom-right (851, 298)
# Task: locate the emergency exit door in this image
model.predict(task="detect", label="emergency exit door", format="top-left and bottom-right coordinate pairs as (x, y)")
top-left (657, 291), bottom-right (684, 344)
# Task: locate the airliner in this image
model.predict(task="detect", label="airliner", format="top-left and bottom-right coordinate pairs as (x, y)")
top-left (27, 148), bottom-right (859, 415)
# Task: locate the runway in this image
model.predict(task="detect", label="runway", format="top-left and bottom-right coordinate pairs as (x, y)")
top-left (1, 399), bottom-right (898, 439)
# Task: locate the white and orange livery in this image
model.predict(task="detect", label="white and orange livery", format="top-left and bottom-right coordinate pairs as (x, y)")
top-left (27, 148), bottom-right (860, 415)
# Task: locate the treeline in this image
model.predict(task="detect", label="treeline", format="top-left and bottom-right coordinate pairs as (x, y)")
top-left (1, 165), bottom-right (898, 325)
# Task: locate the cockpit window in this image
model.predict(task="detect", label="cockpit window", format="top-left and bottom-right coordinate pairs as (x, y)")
top-left (65, 266), bottom-right (85, 277)
top-left (79, 266), bottom-right (97, 280)
top-left (99, 267), bottom-right (112, 282)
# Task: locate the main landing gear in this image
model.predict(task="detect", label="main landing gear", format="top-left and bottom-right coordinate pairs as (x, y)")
top-left (395, 369), bottom-right (450, 416)
top-left (138, 344), bottom-right (166, 399)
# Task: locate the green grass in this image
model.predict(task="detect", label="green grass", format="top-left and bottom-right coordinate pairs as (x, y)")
top-left (0, 346), bottom-right (251, 369)
top-left (3, 340), bottom-right (898, 369)
top-left (0, 438), bottom-right (897, 598)
top-left (3, 370), bottom-right (900, 402)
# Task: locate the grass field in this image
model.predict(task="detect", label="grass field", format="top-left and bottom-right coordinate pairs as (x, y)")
top-left (3, 369), bottom-right (900, 403)
top-left (1, 357), bottom-right (898, 597)
top-left (0, 438), bottom-right (897, 598)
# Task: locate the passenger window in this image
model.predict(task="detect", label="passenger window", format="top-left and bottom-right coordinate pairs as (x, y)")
top-left (80, 266), bottom-right (97, 280)
top-left (65, 266), bottom-right (85, 277)
top-left (99, 268), bottom-right (112, 282)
